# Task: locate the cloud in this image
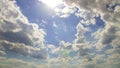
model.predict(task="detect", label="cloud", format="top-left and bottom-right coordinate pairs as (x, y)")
top-left (0, 0), bottom-right (47, 59)
top-left (0, 40), bottom-right (48, 59)
top-left (75, 10), bottom-right (96, 25)
top-left (92, 24), bottom-right (120, 49)
top-left (115, 6), bottom-right (120, 12)
top-left (0, 0), bottom-right (45, 46)
top-left (0, 0), bottom-right (120, 67)
top-left (0, 51), bottom-right (6, 56)
top-left (52, 22), bottom-right (58, 28)
top-left (0, 53), bottom-right (120, 68)
top-left (0, 57), bottom-right (49, 68)
top-left (0, 57), bottom-right (94, 68)
top-left (54, 4), bottom-right (76, 18)
top-left (74, 23), bottom-right (89, 44)
top-left (50, 40), bottom-right (91, 60)
top-left (62, 0), bottom-right (120, 68)
top-left (63, 0), bottom-right (120, 49)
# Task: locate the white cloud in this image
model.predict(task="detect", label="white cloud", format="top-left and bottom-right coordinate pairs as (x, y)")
top-left (0, 0), bottom-right (47, 59)
top-left (42, 19), bottom-right (47, 24)
top-left (75, 10), bottom-right (96, 25)
top-left (63, 0), bottom-right (120, 50)
top-left (52, 21), bottom-right (58, 28)
top-left (54, 5), bottom-right (76, 18)
top-left (0, 0), bottom-right (46, 46)
top-left (0, 50), bottom-right (6, 56)
top-left (0, 0), bottom-right (120, 67)
top-left (62, 0), bottom-right (120, 67)
top-left (74, 23), bottom-right (88, 44)
top-left (115, 6), bottom-right (120, 12)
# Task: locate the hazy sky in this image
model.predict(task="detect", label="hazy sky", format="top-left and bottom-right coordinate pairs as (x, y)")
top-left (0, 0), bottom-right (120, 68)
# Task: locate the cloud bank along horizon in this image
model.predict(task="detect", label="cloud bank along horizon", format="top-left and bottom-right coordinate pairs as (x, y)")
top-left (0, 0), bottom-right (120, 68)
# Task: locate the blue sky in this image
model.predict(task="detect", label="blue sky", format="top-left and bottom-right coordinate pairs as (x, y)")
top-left (16, 0), bottom-right (80, 46)
top-left (0, 0), bottom-right (120, 68)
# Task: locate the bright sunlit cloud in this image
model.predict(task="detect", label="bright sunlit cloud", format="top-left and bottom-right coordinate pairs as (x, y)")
top-left (39, 0), bottom-right (63, 9)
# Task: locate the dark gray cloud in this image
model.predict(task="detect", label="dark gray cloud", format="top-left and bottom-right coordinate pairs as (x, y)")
top-left (101, 26), bottom-right (117, 45)
top-left (0, 40), bottom-right (48, 59)
top-left (0, 31), bottom-right (32, 45)
top-left (77, 46), bottom-right (88, 57)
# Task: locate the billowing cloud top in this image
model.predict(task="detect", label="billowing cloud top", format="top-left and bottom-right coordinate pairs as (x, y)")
top-left (0, 0), bottom-right (47, 59)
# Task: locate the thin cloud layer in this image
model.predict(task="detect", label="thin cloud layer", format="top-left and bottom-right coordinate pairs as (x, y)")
top-left (0, 56), bottom-right (120, 68)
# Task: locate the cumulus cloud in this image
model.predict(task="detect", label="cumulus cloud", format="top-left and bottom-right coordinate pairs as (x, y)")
top-left (50, 40), bottom-right (92, 61)
top-left (0, 52), bottom-right (120, 68)
top-left (92, 24), bottom-right (120, 49)
top-left (74, 23), bottom-right (88, 44)
top-left (0, 0), bottom-right (45, 46)
top-left (0, 0), bottom-right (120, 67)
top-left (61, 0), bottom-right (120, 67)
top-left (0, 0), bottom-right (47, 59)
top-left (0, 40), bottom-right (48, 59)
top-left (63, 0), bottom-right (120, 49)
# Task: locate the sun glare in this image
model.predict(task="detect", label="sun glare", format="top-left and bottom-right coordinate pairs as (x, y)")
top-left (39, 0), bottom-right (63, 8)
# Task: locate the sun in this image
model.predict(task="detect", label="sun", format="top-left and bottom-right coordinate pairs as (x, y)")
top-left (39, 0), bottom-right (63, 9)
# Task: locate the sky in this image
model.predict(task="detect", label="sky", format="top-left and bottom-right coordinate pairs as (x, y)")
top-left (0, 0), bottom-right (120, 68)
